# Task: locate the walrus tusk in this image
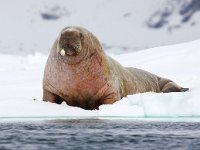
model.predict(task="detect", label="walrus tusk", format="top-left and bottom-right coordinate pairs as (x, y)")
top-left (60, 49), bottom-right (65, 56)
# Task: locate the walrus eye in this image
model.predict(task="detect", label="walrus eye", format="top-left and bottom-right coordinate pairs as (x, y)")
top-left (80, 33), bottom-right (83, 39)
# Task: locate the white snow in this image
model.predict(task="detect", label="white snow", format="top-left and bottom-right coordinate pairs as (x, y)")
top-left (0, 40), bottom-right (200, 121)
top-left (1, 0), bottom-right (200, 121)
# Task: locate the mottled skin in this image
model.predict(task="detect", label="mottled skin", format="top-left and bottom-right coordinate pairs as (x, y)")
top-left (43, 26), bottom-right (188, 110)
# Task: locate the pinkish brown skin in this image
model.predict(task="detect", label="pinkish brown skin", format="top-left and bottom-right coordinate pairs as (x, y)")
top-left (43, 26), bottom-right (188, 110)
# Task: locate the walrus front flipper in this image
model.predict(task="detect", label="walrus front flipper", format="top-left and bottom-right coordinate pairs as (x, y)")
top-left (43, 89), bottom-right (63, 104)
top-left (158, 78), bottom-right (189, 93)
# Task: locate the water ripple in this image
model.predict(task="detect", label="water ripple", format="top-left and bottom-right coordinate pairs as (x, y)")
top-left (1, 120), bottom-right (200, 150)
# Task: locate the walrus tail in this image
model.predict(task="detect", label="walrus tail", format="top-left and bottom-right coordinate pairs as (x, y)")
top-left (158, 78), bottom-right (189, 93)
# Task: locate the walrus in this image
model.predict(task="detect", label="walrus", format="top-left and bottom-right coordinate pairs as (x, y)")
top-left (43, 26), bottom-right (188, 110)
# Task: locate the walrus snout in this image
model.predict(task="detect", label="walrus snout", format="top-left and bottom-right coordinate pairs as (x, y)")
top-left (59, 28), bottom-right (82, 56)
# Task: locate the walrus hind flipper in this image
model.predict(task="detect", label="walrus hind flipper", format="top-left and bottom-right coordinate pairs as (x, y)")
top-left (180, 87), bottom-right (189, 92)
top-left (161, 81), bottom-right (189, 93)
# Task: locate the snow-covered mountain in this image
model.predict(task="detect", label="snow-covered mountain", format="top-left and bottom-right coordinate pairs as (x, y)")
top-left (147, 0), bottom-right (200, 29)
top-left (0, 0), bottom-right (200, 55)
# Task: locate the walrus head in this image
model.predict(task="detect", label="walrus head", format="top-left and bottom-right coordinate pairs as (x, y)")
top-left (59, 28), bottom-right (82, 56)
top-left (57, 26), bottom-right (104, 64)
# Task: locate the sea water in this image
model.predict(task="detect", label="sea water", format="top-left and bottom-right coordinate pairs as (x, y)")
top-left (1, 119), bottom-right (200, 150)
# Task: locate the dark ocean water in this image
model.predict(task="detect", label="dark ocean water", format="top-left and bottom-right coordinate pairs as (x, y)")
top-left (1, 119), bottom-right (200, 150)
